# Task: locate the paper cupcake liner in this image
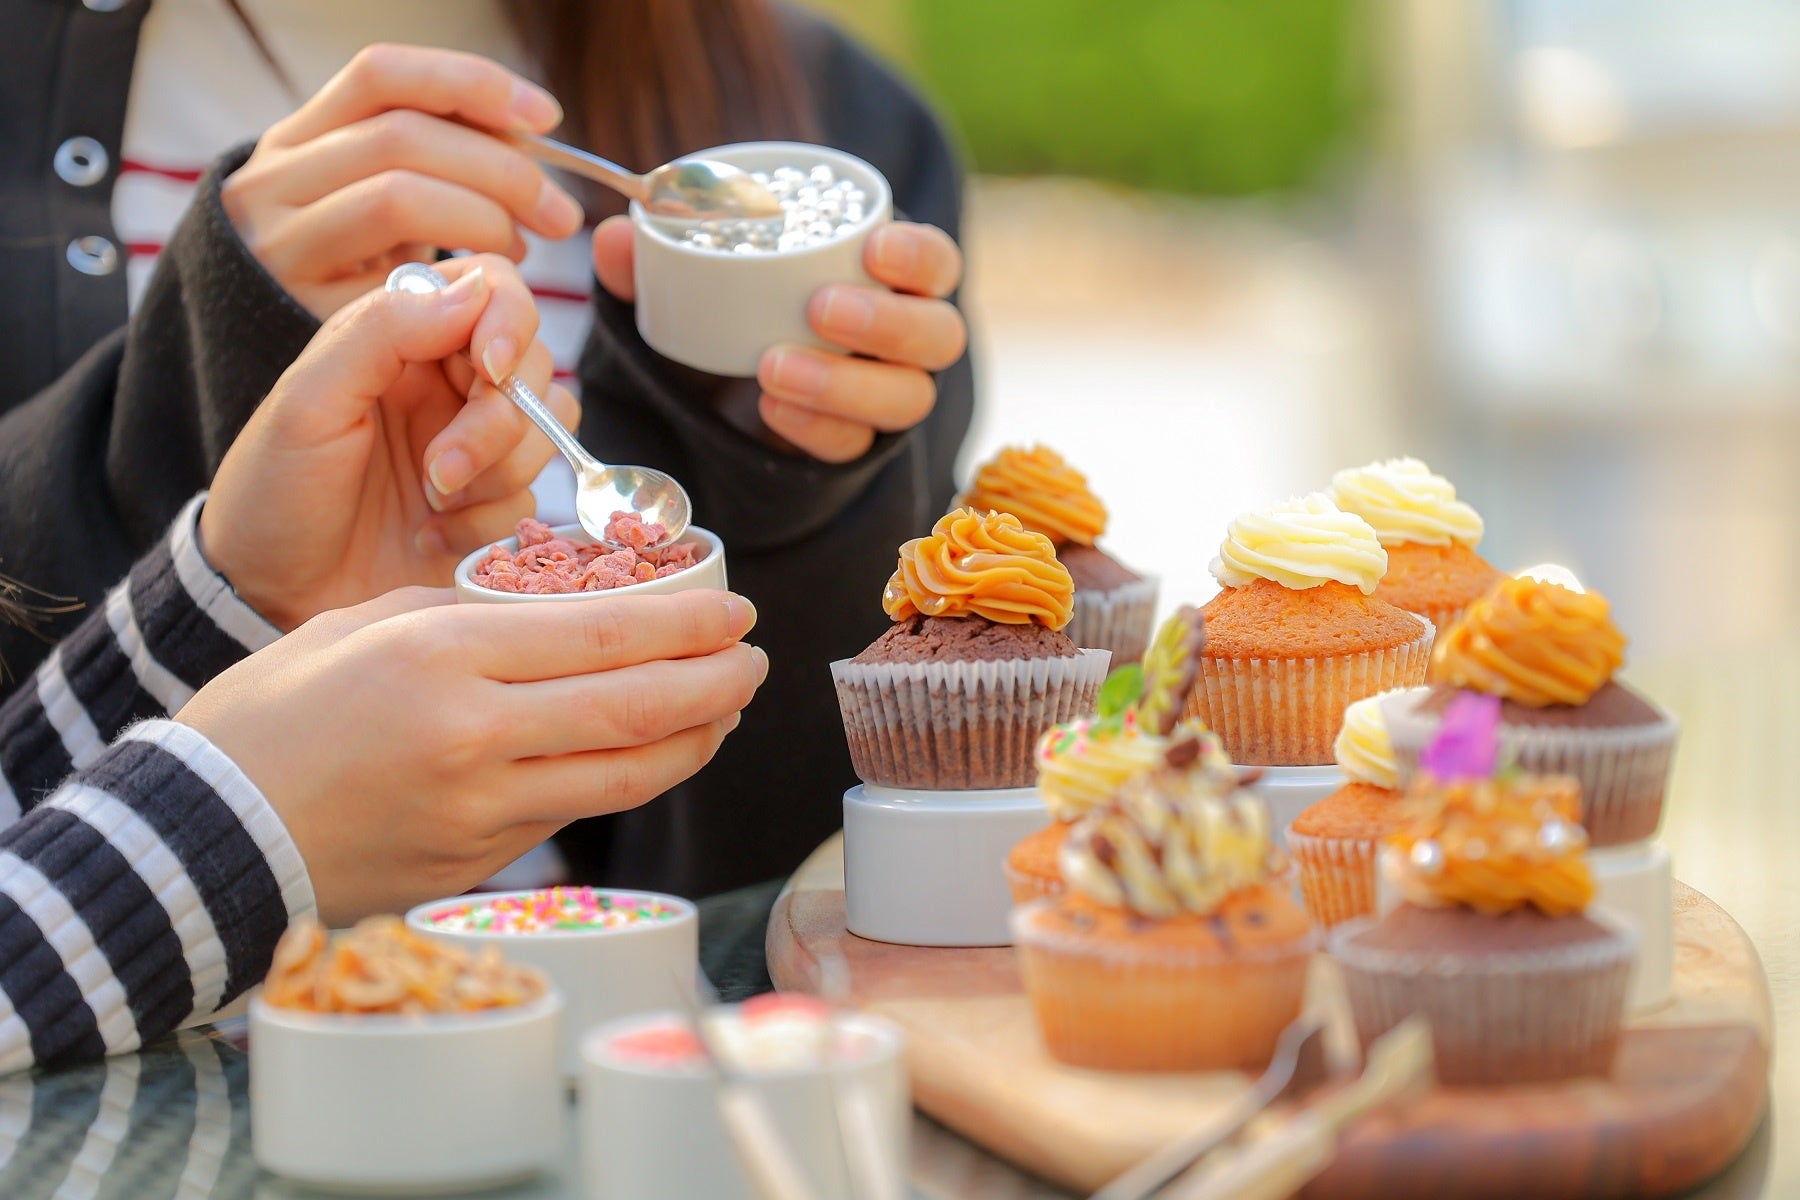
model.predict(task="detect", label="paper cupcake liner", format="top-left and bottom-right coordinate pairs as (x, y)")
top-left (1385, 698), bottom-right (1679, 846)
top-left (1010, 900), bottom-right (1313, 1071)
top-left (1184, 620), bottom-right (1433, 766)
top-left (1286, 830), bottom-right (1379, 929)
top-left (1413, 604), bottom-right (1468, 637)
top-left (832, 649), bottom-right (1111, 790)
top-left (1064, 576), bottom-right (1160, 664)
top-left (1331, 917), bottom-right (1635, 1085)
top-left (1004, 860), bottom-right (1065, 906)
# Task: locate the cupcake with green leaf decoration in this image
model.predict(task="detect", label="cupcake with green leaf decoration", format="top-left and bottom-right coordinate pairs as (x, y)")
top-left (1006, 606), bottom-right (1230, 904)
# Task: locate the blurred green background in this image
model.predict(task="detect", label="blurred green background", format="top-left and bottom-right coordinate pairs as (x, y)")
top-left (803, 0), bottom-right (1369, 195)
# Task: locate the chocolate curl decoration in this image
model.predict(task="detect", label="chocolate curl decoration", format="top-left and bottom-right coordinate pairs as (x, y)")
top-left (1418, 690), bottom-right (1503, 781)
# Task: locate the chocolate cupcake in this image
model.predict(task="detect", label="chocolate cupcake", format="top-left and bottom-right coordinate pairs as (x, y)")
top-left (831, 509), bottom-right (1110, 790)
top-left (960, 445), bottom-right (1158, 663)
top-left (1332, 694), bottom-right (1635, 1086)
top-left (1383, 574), bottom-right (1678, 845)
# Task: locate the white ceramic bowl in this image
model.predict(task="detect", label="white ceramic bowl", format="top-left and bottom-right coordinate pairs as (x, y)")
top-left (454, 523), bottom-right (727, 604)
top-left (406, 889), bottom-right (700, 1077)
top-left (578, 1006), bottom-right (909, 1200)
top-left (250, 991), bottom-right (563, 1192)
top-left (630, 141), bottom-right (893, 376)
top-left (843, 783), bottom-right (1049, 947)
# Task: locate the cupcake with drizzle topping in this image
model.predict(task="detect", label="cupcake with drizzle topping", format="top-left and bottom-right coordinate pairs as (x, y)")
top-left (1287, 689), bottom-right (1420, 928)
top-left (1383, 572), bottom-right (1678, 845)
top-left (960, 445), bottom-right (1158, 662)
top-left (1005, 607), bottom-right (1230, 904)
top-left (1011, 758), bottom-right (1312, 1071)
top-left (1185, 494), bottom-right (1434, 765)
top-left (1328, 457), bottom-right (1502, 633)
top-left (831, 508), bottom-right (1111, 789)
top-left (1332, 692), bottom-right (1636, 1085)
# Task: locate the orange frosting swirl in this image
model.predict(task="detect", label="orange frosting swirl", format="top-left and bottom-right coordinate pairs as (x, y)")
top-left (1383, 773), bottom-right (1594, 917)
top-left (883, 509), bottom-right (1076, 629)
top-left (960, 446), bottom-right (1107, 546)
top-left (1432, 575), bottom-right (1626, 707)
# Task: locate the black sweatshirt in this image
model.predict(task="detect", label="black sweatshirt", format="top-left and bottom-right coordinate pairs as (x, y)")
top-left (0, 10), bottom-right (972, 896)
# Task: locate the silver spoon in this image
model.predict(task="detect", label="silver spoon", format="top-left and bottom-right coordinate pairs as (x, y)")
top-left (385, 261), bottom-right (692, 551)
top-left (512, 133), bottom-right (782, 222)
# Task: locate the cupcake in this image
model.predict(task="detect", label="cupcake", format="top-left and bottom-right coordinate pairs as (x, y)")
top-left (960, 445), bottom-right (1158, 662)
top-left (1327, 457), bottom-right (1503, 633)
top-left (831, 508), bottom-right (1111, 789)
top-left (1383, 573), bottom-right (1678, 845)
top-left (1012, 765), bottom-right (1313, 1071)
top-left (1287, 690), bottom-right (1414, 928)
top-left (1005, 607), bottom-right (1232, 905)
top-left (1184, 494), bottom-right (1434, 765)
top-left (1333, 693), bottom-right (1635, 1085)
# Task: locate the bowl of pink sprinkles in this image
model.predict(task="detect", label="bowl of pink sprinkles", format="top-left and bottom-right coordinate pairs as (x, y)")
top-left (454, 516), bottom-right (727, 604)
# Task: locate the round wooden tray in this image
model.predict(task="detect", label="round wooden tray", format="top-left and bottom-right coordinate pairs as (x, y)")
top-left (767, 834), bottom-right (1771, 1199)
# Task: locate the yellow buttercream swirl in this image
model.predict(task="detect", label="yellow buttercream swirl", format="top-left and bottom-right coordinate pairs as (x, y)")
top-left (960, 445), bottom-right (1107, 546)
top-left (1334, 693), bottom-right (1399, 789)
top-left (1433, 575), bottom-right (1625, 707)
top-left (1060, 769), bottom-right (1278, 918)
top-left (1383, 774), bottom-right (1594, 917)
top-left (1035, 716), bottom-right (1232, 822)
top-left (883, 508), bottom-right (1075, 629)
top-left (1328, 457), bottom-right (1484, 548)
top-left (1210, 494), bottom-right (1388, 595)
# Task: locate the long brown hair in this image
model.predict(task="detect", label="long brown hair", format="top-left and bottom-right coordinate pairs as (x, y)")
top-left (506, 0), bottom-right (818, 219)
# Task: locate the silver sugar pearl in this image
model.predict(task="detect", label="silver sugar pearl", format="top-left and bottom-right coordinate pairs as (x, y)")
top-left (1539, 819), bottom-right (1580, 853)
top-left (1409, 839), bottom-right (1445, 875)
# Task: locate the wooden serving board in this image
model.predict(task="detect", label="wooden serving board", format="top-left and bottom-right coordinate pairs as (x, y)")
top-left (766, 834), bottom-right (1772, 1199)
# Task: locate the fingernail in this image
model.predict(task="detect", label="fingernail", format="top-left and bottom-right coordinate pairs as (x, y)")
top-left (428, 448), bottom-right (473, 497)
top-left (439, 266), bottom-right (487, 306)
top-left (749, 645), bottom-right (770, 685)
top-left (537, 178), bottom-right (584, 232)
top-left (768, 348), bottom-right (829, 398)
top-left (817, 287), bottom-right (875, 335)
top-left (770, 399), bottom-right (813, 430)
top-left (870, 226), bottom-right (917, 278)
top-left (723, 712), bottom-right (744, 734)
top-left (481, 336), bottom-right (517, 386)
top-left (510, 80), bottom-right (563, 130)
top-left (423, 480), bottom-right (448, 512)
top-left (725, 595), bottom-right (758, 638)
top-left (414, 526), bottom-right (449, 556)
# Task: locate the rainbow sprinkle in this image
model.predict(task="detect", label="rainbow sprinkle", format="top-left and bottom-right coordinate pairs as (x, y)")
top-left (426, 887), bottom-right (681, 935)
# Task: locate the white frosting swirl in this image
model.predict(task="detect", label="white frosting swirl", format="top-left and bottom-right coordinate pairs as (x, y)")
top-left (1333, 692), bottom-right (1400, 789)
top-left (1209, 494), bottom-right (1387, 595)
top-left (1328, 457), bottom-right (1484, 549)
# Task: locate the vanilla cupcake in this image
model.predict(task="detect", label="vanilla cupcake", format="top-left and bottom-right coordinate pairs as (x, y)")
top-left (1184, 494), bottom-right (1433, 765)
top-left (1327, 458), bottom-right (1503, 634)
top-left (1287, 690), bottom-right (1417, 928)
top-left (831, 509), bottom-right (1111, 789)
top-left (1013, 767), bottom-right (1312, 1071)
top-left (1006, 608), bottom-right (1229, 904)
top-left (961, 445), bottom-right (1158, 662)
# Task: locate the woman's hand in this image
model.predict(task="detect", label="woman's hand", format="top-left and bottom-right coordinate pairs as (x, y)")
top-left (222, 44), bottom-right (585, 319)
top-left (200, 254), bottom-right (577, 632)
top-left (176, 587), bottom-right (766, 926)
top-left (593, 218), bottom-right (967, 462)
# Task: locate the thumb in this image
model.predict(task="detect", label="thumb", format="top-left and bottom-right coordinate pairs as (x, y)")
top-left (276, 268), bottom-right (491, 433)
top-left (592, 217), bottom-right (636, 302)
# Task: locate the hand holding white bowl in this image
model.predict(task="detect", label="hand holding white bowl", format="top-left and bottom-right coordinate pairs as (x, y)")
top-left (176, 587), bottom-right (767, 927)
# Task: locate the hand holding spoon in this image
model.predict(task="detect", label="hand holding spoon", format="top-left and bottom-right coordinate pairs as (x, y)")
top-left (511, 133), bottom-right (782, 222)
top-left (385, 262), bottom-right (692, 551)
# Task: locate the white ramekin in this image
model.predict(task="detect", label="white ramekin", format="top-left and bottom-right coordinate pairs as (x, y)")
top-left (249, 990), bottom-right (563, 1191)
top-left (454, 523), bottom-right (727, 604)
top-left (630, 141), bottom-right (893, 377)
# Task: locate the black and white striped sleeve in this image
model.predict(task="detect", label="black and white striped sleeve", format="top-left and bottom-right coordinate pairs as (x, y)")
top-left (0, 719), bottom-right (313, 1070)
top-left (0, 495), bottom-right (277, 824)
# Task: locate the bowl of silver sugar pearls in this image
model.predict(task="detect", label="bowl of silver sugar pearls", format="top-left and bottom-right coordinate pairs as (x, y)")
top-left (630, 141), bottom-right (892, 377)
